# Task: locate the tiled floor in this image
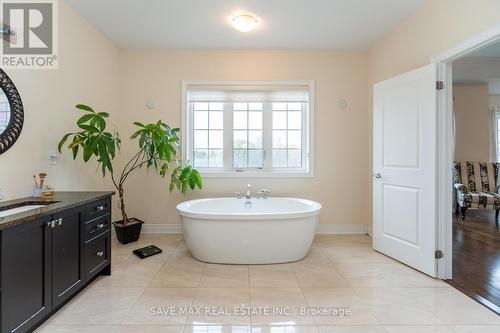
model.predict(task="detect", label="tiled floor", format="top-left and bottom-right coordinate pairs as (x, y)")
top-left (35, 234), bottom-right (500, 333)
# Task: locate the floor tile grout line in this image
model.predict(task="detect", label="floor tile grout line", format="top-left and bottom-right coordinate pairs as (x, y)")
top-left (40, 235), bottom-right (500, 330)
top-left (118, 285), bottom-right (148, 326)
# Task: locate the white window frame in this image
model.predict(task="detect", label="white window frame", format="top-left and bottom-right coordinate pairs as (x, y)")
top-left (181, 80), bottom-right (315, 178)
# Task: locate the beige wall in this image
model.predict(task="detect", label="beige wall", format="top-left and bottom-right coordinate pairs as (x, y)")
top-left (369, 0), bottom-right (500, 83)
top-left (366, 0), bottom-right (500, 232)
top-left (3, 0), bottom-right (500, 231)
top-left (453, 83), bottom-right (491, 162)
top-left (118, 50), bottom-right (369, 226)
top-left (0, 3), bottom-right (120, 201)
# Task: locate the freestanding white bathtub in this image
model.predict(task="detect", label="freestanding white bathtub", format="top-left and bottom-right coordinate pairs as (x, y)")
top-left (176, 197), bottom-right (321, 264)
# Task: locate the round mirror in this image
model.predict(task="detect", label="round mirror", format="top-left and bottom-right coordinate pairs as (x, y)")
top-left (0, 69), bottom-right (23, 154)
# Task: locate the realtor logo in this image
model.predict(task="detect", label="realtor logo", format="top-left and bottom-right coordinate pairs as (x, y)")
top-left (1, 0), bottom-right (58, 69)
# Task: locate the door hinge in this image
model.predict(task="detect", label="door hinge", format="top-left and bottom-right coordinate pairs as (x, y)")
top-left (435, 250), bottom-right (444, 259)
top-left (436, 81), bottom-right (444, 90)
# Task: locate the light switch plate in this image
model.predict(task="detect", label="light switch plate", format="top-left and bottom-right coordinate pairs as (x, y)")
top-left (48, 151), bottom-right (59, 165)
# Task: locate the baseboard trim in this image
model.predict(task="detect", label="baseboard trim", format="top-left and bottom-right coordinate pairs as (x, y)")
top-left (140, 223), bottom-right (368, 235)
top-left (142, 224), bottom-right (183, 234)
top-left (316, 225), bottom-right (368, 235)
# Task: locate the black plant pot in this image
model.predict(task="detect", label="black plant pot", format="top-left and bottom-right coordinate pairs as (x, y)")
top-left (113, 218), bottom-right (144, 244)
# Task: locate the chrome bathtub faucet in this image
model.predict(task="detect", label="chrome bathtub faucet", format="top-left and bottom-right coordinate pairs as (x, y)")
top-left (245, 184), bottom-right (252, 200)
top-left (244, 184), bottom-right (253, 206)
top-left (256, 189), bottom-right (271, 199)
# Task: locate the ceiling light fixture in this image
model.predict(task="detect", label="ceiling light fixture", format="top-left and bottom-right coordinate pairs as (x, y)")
top-left (231, 14), bottom-right (258, 32)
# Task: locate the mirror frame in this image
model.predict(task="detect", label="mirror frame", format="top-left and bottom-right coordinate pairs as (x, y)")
top-left (0, 68), bottom-right (23, 154)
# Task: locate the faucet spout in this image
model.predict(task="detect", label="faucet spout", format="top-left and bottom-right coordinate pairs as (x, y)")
top-left (245, 184), bottom-right (252, 200)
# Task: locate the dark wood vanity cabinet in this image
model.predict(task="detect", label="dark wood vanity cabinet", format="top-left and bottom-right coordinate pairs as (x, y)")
top-left (51, 207), bottom-right (85, 308)
top-left (0, 215), bottom-right (52, 333)
top-left (0, 194), bottom-right (112, 333)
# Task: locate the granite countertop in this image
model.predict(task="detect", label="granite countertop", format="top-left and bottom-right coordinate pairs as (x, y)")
top-left (0, 191), bottom-right (115, 230)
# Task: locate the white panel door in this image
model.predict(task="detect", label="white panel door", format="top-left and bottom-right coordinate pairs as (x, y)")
top-left (373, 63), bottom-right (437, 277)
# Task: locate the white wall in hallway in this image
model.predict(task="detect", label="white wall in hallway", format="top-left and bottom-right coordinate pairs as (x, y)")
top-left (453, 83), bottom-right (492, 162)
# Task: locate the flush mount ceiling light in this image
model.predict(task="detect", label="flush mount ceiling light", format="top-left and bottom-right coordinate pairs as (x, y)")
top-left (231, 14), bottom-right (259, 32)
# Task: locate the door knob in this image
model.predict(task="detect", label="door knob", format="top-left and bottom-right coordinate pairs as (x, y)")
top-left (373, 173), bottom-right (382, 179)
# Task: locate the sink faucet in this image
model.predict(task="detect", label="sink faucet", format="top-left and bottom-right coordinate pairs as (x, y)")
top-left (245, 184), bottom-right (252, 200)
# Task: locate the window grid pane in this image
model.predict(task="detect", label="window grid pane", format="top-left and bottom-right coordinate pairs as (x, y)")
top-left (233, 102), bottom-right (263, 169)
top-left (272, 102), bottom-right (303, 168)
top-left (189, 97), bottom-right (307, 172)
top-left (193, 102), bottom-right (225, 168)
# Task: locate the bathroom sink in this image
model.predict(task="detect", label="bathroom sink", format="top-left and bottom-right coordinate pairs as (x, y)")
top-left (0, 201), bottom-right (59, 218)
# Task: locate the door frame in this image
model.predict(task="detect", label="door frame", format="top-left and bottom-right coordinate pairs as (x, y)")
top-left (432, 23), bottom-right (500, 279)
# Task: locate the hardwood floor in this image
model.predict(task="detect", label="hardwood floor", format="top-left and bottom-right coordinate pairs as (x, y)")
top-left (447, 209), bottom-right (500, 314)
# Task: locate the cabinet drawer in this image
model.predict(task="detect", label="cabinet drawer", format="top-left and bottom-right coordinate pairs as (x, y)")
top-left (85, 197), bottom-right (111, 221)
top-left (84, 214), bottom-right (110, 241)
top-left (84, 232), bottom-right (110, 280)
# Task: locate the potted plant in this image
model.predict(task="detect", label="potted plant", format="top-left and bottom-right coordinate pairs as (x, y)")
top-left (58, 104), bottom-right (202, 244)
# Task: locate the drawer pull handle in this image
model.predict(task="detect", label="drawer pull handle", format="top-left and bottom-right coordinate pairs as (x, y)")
top-left (96, 251), bottom-right (104, 257)
top-left (58, 218), bottom-right (63, 226)
top-left (96, 205), bottom-right (105, 211)
top-left (96, 223), bottom-right (105, 229)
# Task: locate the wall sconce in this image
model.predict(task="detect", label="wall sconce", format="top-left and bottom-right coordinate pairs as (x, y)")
top-left (337, 99), bottom-right (348, 110)
top-left (145, 99), bottom-right (155, 110)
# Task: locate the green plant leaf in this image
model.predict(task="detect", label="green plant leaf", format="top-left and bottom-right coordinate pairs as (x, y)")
top-left (68, 137), bottom-right (84, 149)
top-left (130, 129), bottom-right (143, 139)
top-left (98, 142), bottom-right (112, 176)
top-left (188, 170), bottom-right (197, 189)
top-left (103, 135), bottom-right (116, 158)
top-left (160, 163), bottom-right (168, 177)
top-left (58, 133), bottom-right (72, 152)
top-left (193, 169), bottom-right (203, 189)
top-left (72, 145), bottom-right (79, 159)
top-left (98, 112), bottom-right (109, 117)
top-left (95, 116), bottom-right (106, 131)
top-left (133, 122), bottom-right (145, 127)
top-left (180, 165), bottom-right (191, 180)
top-left (78, 124), bottom-right (99, 133)
top-left (76, 104), bottom-right (95, 113)
top-left (77, 114), bottom-right (94, 125)
top-left (83, 136), bottom-right (98, 162)
top-left (138, 134), bottom-right (145, 148)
